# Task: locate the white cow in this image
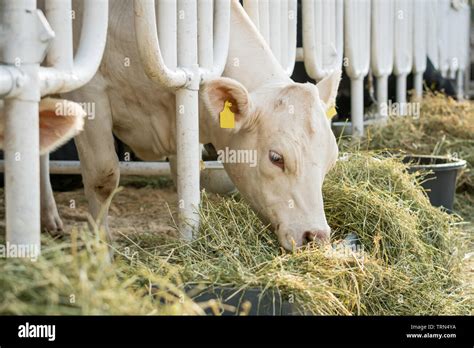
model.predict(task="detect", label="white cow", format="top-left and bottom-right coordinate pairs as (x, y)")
top-left (42, 0), bottom-right (341, 250)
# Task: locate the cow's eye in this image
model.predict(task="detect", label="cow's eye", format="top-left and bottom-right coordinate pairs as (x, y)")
top-left (269, 150), bottom-right (284, 170)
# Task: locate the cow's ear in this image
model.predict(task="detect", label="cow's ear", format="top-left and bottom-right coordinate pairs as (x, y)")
top-left (316, 70), bottom-right (341, 109)
top-left (202, 77), bottom-right (253, 131)
top-left (39, 98), bottom-right (85, 154)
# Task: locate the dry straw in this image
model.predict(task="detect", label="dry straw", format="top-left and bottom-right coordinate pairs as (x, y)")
top-left (0, 93), bottom-right (471, 315)
top-left (122, 153), bottom-right (471, 315)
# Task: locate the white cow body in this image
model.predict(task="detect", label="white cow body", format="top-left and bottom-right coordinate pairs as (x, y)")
top-left (46, 0), bottom-right (341, 250)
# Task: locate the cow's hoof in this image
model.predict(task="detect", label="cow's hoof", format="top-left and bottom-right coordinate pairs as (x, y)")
top-left (41, 213), bottom-right (65, 237)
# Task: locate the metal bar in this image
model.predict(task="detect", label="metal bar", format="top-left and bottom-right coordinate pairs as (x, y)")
top-left (351, 77), bottom-right (364, 136)
top-left (157, 0), bottom-right (177, 69)
top-left (45, 0), bottom-right (73, 71)
top-left (376, 75), bottom-right (388, 118)
top-left (0, 160), bottom-right (225, 176)
top-left (413, 72), bottom-right (423, 98)
top-left (198, 0), bottom-right (213, 70)
top-left (133, 0), bottom-right (188, 89)
top-left (0, 0), bottom-right (45, 259)
top-left (269, 1), bottom-right (281, 63)
top-left (200, 0), bottom-right (230, 81)
top-left (285, 0), bottom-right (297, 75)
top-left (396, 74), bottom-right (407, 115)
top-left (39, 0), bottom-right (108, 95)
top-left (280, 0), bottom-right (288, 71)
top-left (176, 0), bottom-right (200, 240)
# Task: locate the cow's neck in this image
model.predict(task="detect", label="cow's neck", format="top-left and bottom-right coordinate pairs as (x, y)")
top-left (222, 0), bottom-right (292, 92)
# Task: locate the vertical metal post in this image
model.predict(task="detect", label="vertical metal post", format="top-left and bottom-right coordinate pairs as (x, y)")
top-left (376, 75), bottom-right (388, 118)
top-left (176, 0), bottom-right (200, 240)
top-left (413, 72), bottom-right (423, 98)
top-left (1, 0), bottom-right (51, 258)
top-left (351, 77), bottom-right (364, 136)
top-left (456, 69), bottom-right (464, 100)
top-left (396, 74), bottom-right (407, 115)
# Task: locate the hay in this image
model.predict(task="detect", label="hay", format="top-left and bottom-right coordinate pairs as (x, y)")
top-left (121, 153), bottom-right (471, 315)
top-left (0, 152), bottom-right (470, 315)
top-left (0, 228), bottom-right (202, 315)
top-left (350, 92), bottom-right (474, 194)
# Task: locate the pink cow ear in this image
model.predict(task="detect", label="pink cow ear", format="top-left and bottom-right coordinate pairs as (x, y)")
top-left (39, 98), bottom-right (85, 154)
top-left (202, 77), bottom-right (253, 130)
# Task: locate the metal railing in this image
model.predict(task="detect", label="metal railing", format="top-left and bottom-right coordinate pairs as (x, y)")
top-left (0, 0), bottom-right (108, 257)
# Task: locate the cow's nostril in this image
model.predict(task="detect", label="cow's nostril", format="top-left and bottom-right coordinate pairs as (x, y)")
top-left (303, 230), bottom-right (330, 245)
top-left (303, 231), bottom-right (316, 244)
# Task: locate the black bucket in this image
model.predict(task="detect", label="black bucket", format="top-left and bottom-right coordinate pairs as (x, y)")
top-left (403, 155), bottom-right (466, 211)
top-left (186, 286), bottom-right (299, 315)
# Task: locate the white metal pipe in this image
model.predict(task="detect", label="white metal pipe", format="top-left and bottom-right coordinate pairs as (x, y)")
top-left (456, 69), bottom-right (464, 100)
top-left (0, 66), bottom-right (28, 98)
top-left (351, 77), bottom-right (364, 137)
top-left (413, 72), bottom-right (423, 98)
top-left (412, 0), bottom-right (426, 99)
top-left (5, 92), bottom-right (41, 258)
top-left (302, 0), bottom-right (343, 80)
top-left (285, 0), bottom-right (297, 75)
top-left (39, 0), bottom-right (108, 95)
top-left (269, 2), bottom-right (281, 63)
top-left (302, 0), bottom-right (317, 79)
top-left (176, 0), bottom-right (200, 240)
top-left (200, 0), bottom-right (230, 81)
top-left (376, 75), bottom-right (388, 118)
top-left (1, 0), bottom-right (52, 259)
top-left (0, 160), bottom-right (225, 176)
top-left (280, 0), bottom-right (288, 71)
top-left (45, 0), bottom-right (73, 71)
top-left (157, 0), bottom-right (177, 69)
top-left (396, 74), bottom-right (407, 115)
top-left (198, 0), bottom-right (213, 70)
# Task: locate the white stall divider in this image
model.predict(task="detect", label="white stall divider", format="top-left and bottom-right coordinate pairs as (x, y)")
top-left (0, 0), bottom-right (108, 258)
top-left (344, 0), bottom-right (371, 137)
top-left (40, 0), bottom-right (108, 96)
top-left (134, 0), bottom-right (230, 240)
top-left (412, 0), bottom-right (427, 98)
top-left (243, 0), bottom-right (297, 76)
top-left (438, 0), bottom-right (451, 77)
top-left (371, 0), bottom-right (394, 119)
top-left (393, 0), bottom-right (413, 115)
top-left (426, 0), bottom-right (440, 70)
top-left (302, 0), bottom-right (344, 81)
top-left (446, 1), bottom-right (470, 99)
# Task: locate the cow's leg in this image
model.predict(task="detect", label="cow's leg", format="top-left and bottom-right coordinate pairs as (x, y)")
top-left (40, 154), bottom-right (64, 235)
top-left (72, 92), bottom-right (119, 239)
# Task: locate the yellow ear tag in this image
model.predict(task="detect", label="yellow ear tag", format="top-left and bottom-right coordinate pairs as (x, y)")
top-left (220, 100), bottom-right (235, 129)
top-left (326, 105), bottom-right (337, 120)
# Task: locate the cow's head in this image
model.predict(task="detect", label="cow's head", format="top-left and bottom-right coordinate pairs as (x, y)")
top-left (201, 70), bottom-right (341, 251)
top-left (0, 97), bottom-right (85, 155)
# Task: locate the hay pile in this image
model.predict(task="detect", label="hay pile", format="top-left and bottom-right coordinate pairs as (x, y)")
top-left (354, 92), bottom-right (474, 194)
top-left (121, 153), bottom-right (471, 315)
top-left (0, 229), bottom-right (202, 315)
